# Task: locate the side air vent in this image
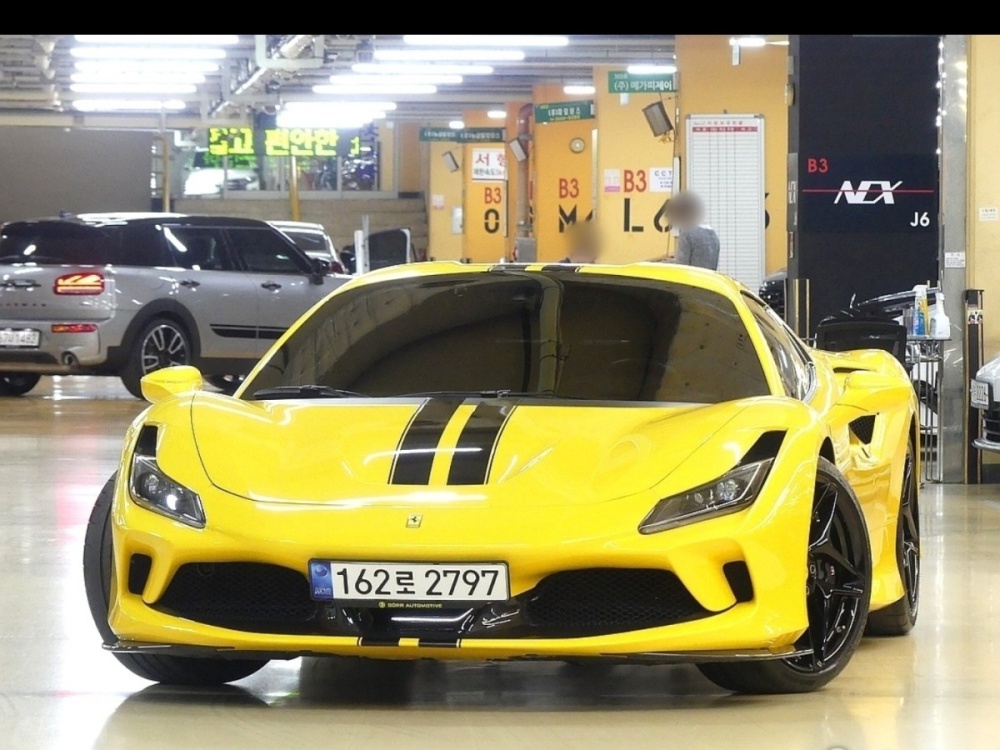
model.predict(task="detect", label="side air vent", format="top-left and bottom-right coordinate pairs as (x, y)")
top-left (849, 415), bottom-right (877, 444)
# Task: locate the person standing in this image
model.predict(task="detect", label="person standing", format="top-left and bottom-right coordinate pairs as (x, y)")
top-left (560, 220), bottom-right (601, 264)
top-left (664, 191), bottom-right (720, 271)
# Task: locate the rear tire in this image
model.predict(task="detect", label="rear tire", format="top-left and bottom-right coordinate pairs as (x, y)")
top-left (866, 438), bottom-right (920, 635)
top-left (83, 474), bottom-right (268, 685)
top-left (698, 458), bottom-right (872, 694)
top-left (0, 373), bottom-right (41, 396)
top-left (119, 318), bottom-right (192, 399)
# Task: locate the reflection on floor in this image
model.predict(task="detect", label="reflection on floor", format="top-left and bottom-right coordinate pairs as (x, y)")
top-left (1, 376), bottom-right (999, 749)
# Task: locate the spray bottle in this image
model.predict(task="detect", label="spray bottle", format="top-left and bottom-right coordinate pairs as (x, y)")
top-left (931, 292), bottom-right (951, 339)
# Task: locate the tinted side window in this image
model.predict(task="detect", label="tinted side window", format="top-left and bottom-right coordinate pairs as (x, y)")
top-left (162, 226), bottom-right (235, 271)
top-left (228, 228), bottom-right (310, 274)
top-left (119, 223), bottom-right (171, 267)
top-left (744, 295), bottom-right (813, 400)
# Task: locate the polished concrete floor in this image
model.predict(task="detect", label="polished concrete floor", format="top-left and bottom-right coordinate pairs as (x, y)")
top-left (2, 376), bottom-right (1000, 750)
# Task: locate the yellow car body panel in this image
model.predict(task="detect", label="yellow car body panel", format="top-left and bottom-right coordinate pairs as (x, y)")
top-left (104, 262), bottom-right (918, 661)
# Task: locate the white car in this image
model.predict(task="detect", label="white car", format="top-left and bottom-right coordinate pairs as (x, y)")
top-left (183, 167), bottom-right (260, 197)
top-left (268, 221), bottom-right (345, 274)
top-left (971, 358), bottom-right (1000, 451)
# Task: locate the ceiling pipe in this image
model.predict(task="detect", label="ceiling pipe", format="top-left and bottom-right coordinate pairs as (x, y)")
top-left (254, 34), bottom-right (324, 71)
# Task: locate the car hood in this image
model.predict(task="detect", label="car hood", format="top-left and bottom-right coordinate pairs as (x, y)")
top-left (189, 393), bottom-right (748, 506)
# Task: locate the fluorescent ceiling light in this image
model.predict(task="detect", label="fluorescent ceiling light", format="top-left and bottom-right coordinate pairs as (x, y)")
top-left (487, 110), bottom-right (506, 119)
top-left (374, 49), bottom-right (525, 62)
top-left (71, 46), bottom-right (227, 60)
top-left (70, 82), bottom-right (198, 95)
top-left (730, 36), bottom-right (767, 48)
top-left (626, 64), bottom-right (677, 75)
top-left (71, 72), bottom-right (207, 85)
top-left (73, 60), bottom-right (220, 74)
top-left (313, 83), bottom-right (438, 95)
top-left (563, 84), bottom-right (596, 95)
top-left (72, 98), bottom-right (186, 112)
top-left (352, 62), bottom-right (493, 75)
top-left (329, 73), bottom-right (462, 85)
top-left (404, 35), bottom-right (568, 47)
top-left (768, 40), bottom-right (790, 46)
top-left (276, 110), bottom-right (387, 129)
top-left (449, 120), bottom-right (465, 129)
top-left (283, 101), bottom-right (397, 112)
top-left (74, 35), bottom-right (239, 46)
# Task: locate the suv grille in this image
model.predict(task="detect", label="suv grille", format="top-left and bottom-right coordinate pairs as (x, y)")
top-left (155, 562), bottom-right (320, 634)
top-left (524, 568), bottom-right (710, 636)
top-left (983, 410), bottom-right (1000, 444)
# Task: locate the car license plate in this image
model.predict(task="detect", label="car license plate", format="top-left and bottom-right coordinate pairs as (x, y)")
top-left (971, 380), bottom-right (991, 409)
top-left (0, 329), bottom-right (40, 348)
top-left (309, 561), bottom-right (509, 604)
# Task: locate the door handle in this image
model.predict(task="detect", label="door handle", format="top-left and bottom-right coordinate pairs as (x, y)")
top-left (179, 279), bottom-right (200, 288)
top-left (261, 281), bottom-right (282, 291)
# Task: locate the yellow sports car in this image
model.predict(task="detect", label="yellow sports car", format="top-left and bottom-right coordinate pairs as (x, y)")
top-left (83, 262), bottom-right (920, 693)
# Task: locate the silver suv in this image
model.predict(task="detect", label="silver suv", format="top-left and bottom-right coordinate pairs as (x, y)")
top-left (0, 213), bottom-right (348, 397)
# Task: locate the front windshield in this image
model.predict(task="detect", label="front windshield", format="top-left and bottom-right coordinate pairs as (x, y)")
top-left (243, 271), bottom-right (770, 404)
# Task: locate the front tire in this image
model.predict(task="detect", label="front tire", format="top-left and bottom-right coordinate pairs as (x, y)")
top-left (0, 372), bottom-right (41, 396)
top-left (119, 318), bottom-right (192, 399)
top-left (83, 474), bottom-right (268, 685)
top-left (698, 458), bottom-right (872, 693)
top-left (866, 438), bottom-right (920, 635)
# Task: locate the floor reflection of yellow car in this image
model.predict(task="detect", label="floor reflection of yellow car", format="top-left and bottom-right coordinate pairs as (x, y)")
top-left (83, 262), bottom-right (920, 693)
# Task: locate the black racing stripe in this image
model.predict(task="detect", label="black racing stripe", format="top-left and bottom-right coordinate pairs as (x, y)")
top-left (390, 398), bottom-right (463, 485)
top-left (447, 402), bottom-right (515, 485)
top-left (418, 638), bottom-right (459, 648)
top-left (358, 637), bottom-right (400, 647)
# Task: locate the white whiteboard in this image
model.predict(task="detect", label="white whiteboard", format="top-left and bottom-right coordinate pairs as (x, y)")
top-left (684, 114), bottom-right (765, 291)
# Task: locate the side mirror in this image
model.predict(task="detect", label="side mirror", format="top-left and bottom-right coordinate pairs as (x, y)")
top-left (308, 257), bottom-right (328, 284)
top-left (140, 365), bottom-right (204, 403)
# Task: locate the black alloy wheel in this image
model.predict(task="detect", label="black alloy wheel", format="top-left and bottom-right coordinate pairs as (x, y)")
top-left (698, 458), bottom-right (871, 693)
top-left (866, 438), bottom-right (920, 635)
top-left (785, 467), bottom-right (872, 674)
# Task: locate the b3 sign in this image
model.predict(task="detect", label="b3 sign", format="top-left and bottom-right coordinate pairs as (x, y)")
top-left (797, 154), bottom-right (938, 232)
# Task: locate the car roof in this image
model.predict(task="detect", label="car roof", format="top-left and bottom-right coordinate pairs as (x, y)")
top-left (2, 213), bottom-right (275, 230)
top-left (269, 221), bottom-right (327, 232)
top-left (356, 261), bottom-right (751, 302)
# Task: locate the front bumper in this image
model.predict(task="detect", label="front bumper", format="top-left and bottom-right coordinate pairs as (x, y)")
top-left (107, 468), bottom-right (815, 660)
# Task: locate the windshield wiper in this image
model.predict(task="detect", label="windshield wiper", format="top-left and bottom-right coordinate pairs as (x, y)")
top-left (251, 385), bottom-right (369, 400)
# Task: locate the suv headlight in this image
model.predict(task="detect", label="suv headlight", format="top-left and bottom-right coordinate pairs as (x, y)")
top-left (639, 459), bottom-right (773, 534)
top-left (130, 454), bottom-right (205, 528)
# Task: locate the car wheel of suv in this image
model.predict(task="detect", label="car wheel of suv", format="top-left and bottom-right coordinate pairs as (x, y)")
top-left (83, 473), bottom-right (269, 686)
top-left (698, 458), bottom-right (872, 694)
top-left (0, 373), bottom-right (41, 396)
top-left (207, 374), bottom-right (244, 395)
top-left (120, 318), bottom-right (191, 399)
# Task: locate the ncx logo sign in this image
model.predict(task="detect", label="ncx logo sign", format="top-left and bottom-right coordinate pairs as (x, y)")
top-left (833, 180), bottom-right (903, 205)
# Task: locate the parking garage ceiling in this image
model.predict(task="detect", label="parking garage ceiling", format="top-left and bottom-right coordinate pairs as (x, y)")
top-left (0, 35), bottom-right (677, 128)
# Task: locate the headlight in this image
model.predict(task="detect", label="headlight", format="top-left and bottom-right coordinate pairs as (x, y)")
top-left (130, 454), bottom-right (205, 528)
top-left (639, 459), bottom-right (773, 534)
